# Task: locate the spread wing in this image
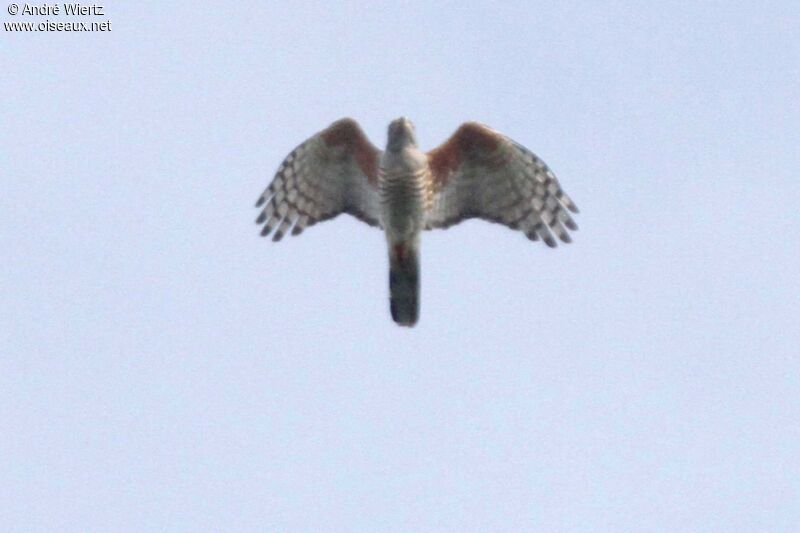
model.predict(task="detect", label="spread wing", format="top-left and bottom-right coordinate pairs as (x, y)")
top-left (425, 122), bottom-right (579, 247)
top-left (255, 118), bottom-right (383, 241)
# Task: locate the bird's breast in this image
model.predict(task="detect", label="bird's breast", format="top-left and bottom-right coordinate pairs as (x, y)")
top-left (378, 164), bottom-right (431, 240)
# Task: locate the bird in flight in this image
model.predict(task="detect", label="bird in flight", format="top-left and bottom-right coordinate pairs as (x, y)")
top-left (255, 118), bottom-right (579, 327)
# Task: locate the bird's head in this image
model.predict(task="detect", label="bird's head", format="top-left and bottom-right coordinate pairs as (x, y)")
top-left (387, 117), bottom-right (417, 151)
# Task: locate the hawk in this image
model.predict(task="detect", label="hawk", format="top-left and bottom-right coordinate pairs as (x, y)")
top-left (255, 118), bottom-right (579, 327)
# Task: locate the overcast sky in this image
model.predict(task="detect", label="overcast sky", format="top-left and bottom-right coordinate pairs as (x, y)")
top-left (2, 2), bottom-right (799, 531)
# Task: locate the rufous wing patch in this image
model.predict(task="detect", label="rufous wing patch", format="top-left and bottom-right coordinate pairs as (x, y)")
top-left (427, 122), bottom-right (503, 190)
top-left (320, 118), bottom-right (380, 186)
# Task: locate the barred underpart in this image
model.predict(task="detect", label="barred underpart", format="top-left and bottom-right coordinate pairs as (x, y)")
top-left (255, 118), bottom-right (582, 327)
top-left (425, 125), bottom-right (579, 248)
top-left (255, 127), bottom-right (382, 241)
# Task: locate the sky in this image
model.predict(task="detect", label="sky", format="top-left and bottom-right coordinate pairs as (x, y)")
top-left (2, 1), bottom-right (799, 531)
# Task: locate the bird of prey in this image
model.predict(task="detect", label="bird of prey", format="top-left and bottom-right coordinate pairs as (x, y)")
top-left (255, 118), bottom-right (579, 327)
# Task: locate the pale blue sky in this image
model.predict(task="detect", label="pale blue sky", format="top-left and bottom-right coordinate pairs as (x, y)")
top-left (2, 2), bottom-right (799, 531)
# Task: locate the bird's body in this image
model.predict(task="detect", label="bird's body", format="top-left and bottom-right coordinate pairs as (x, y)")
top-left (379, 119), bottom-right (429, 243)
top-left (378, 118), bottom-right (429, 324)
top-left (255, 118), bottom-right (579, 327)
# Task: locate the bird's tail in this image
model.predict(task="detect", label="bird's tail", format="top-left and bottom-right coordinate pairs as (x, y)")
top-left (389, 242), bottom-right (419, 327)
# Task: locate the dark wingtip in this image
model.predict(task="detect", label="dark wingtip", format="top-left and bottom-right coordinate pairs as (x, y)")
top-left (564, 219), bottom-right (579, 231)
top-left (255, 196), bottom-right (266, 208)
top-left (260, 224), bottom-right (273, 237)
top-left (256, 211), bottom-right (267, 224)
top-left (544, 236), bottom-right (557, 248)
